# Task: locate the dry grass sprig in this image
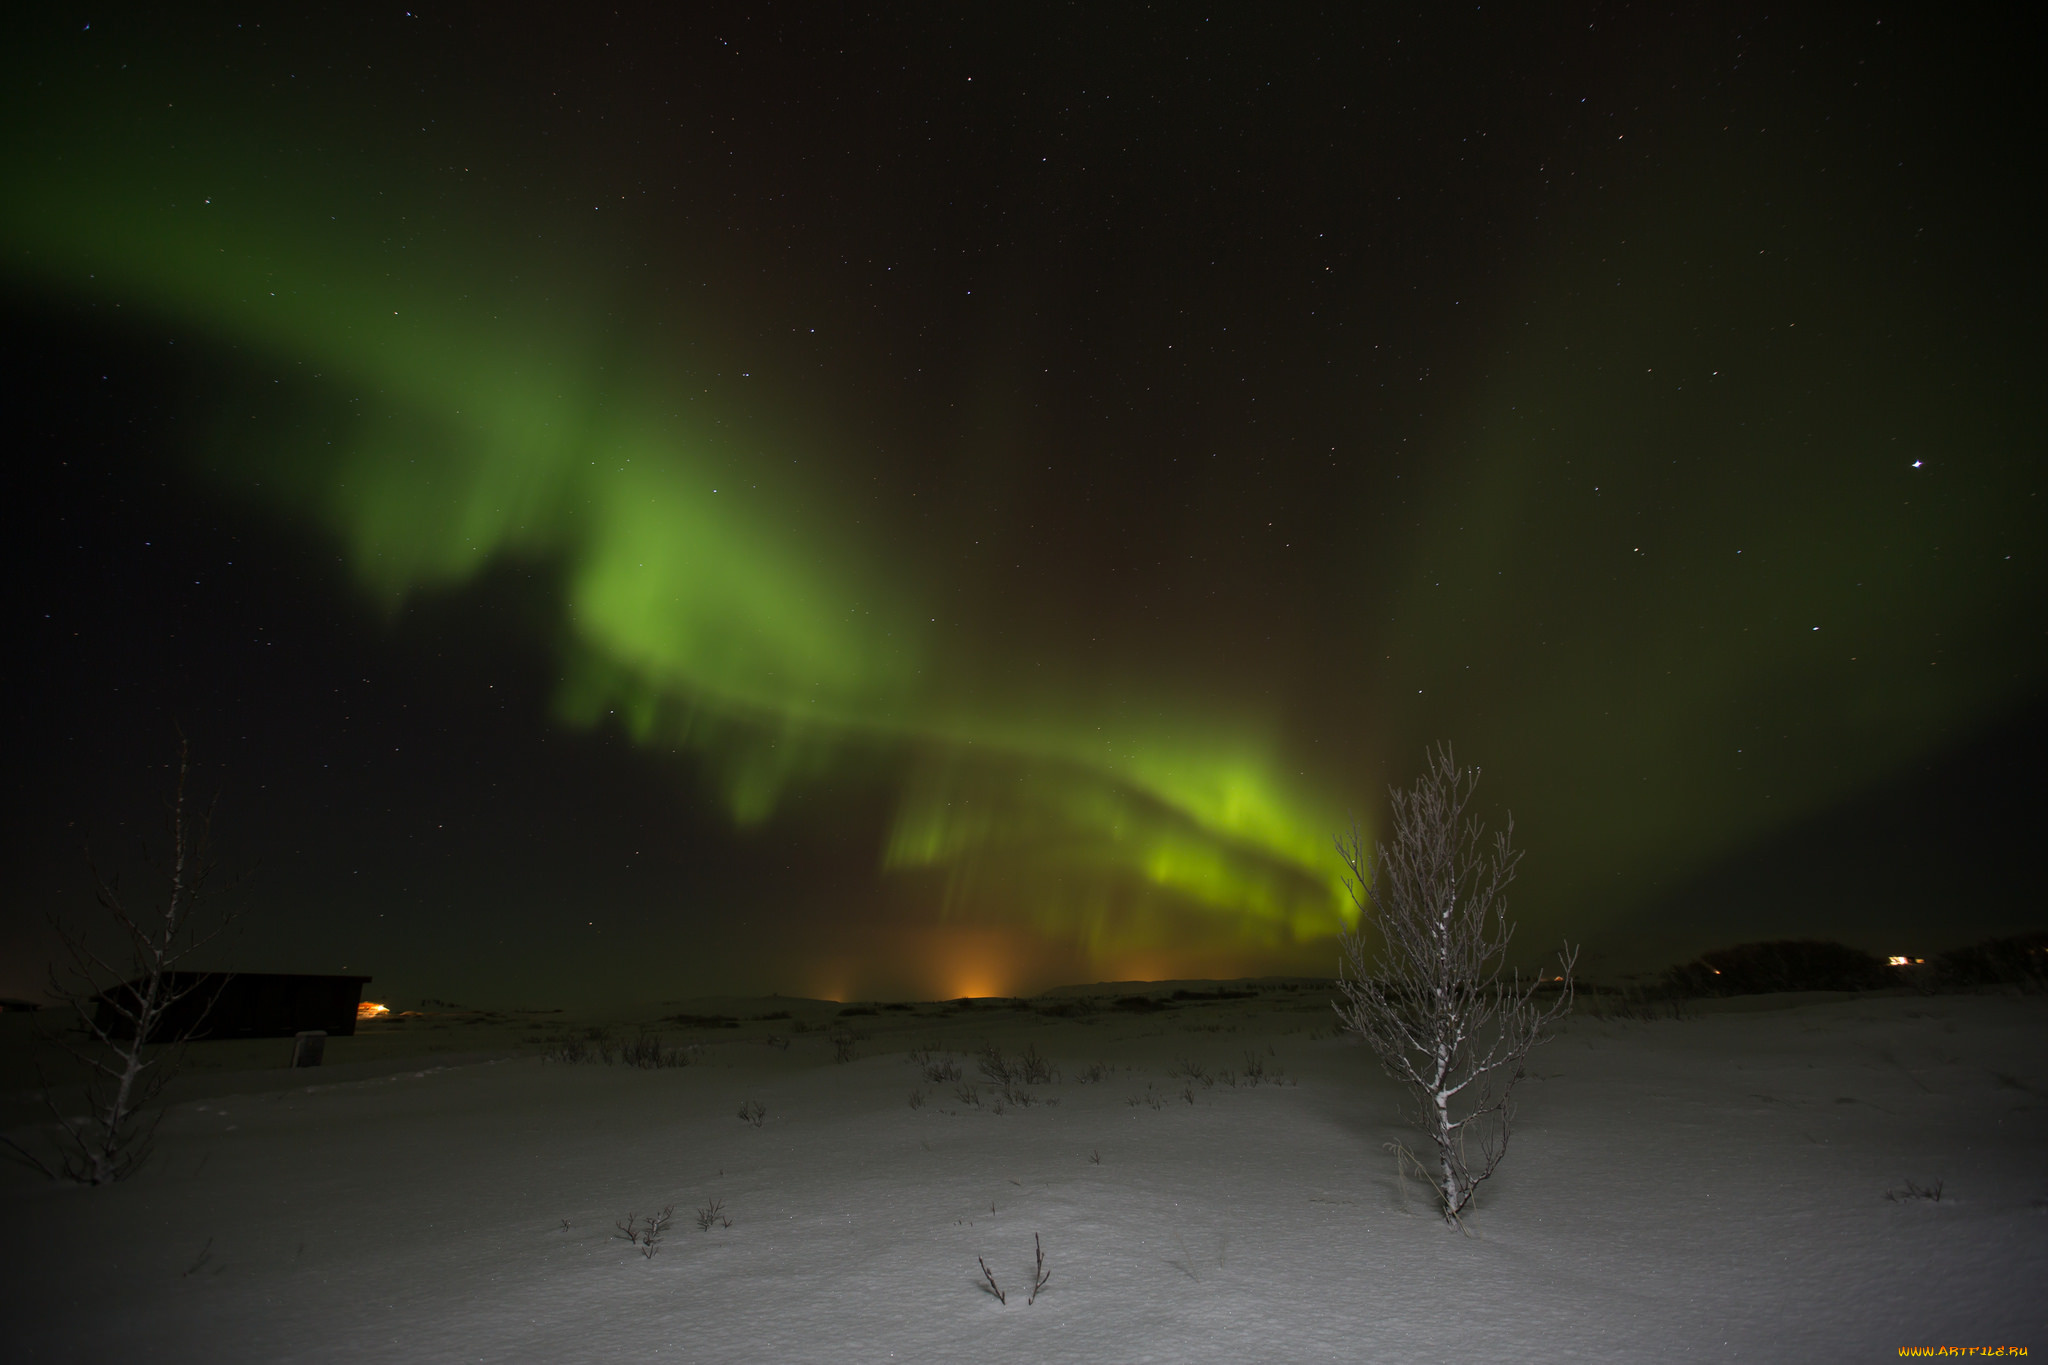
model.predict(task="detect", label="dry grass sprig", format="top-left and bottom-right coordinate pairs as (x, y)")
top-left (978, 1256), bottom-right (1006, 1304)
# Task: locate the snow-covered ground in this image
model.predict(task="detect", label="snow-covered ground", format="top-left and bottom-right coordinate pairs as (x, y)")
top-left (2, 986), bottom-right (2042, 1362)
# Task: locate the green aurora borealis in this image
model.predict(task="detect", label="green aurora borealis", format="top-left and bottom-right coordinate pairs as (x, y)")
top-left (2, 122), bottom-right (1352, 966)
top-left (4, 8), bottom-right (2042, 999)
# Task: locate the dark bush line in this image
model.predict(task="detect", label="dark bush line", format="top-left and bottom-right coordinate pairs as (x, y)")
top-left (1661, 933), bottom-right (2047, 998)
top-left (1929, 932), bottom-right (2048, 990)
top-left (664, 1013), bottom-right (740, 1029)
top-left (542, 1034), bottom-right (693, 1067)
top-left (1665, 940), bottom-right (1891, 996)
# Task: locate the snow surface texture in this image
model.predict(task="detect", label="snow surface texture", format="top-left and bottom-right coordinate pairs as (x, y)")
top-left (2, 989), bottom-right (2043, 1362)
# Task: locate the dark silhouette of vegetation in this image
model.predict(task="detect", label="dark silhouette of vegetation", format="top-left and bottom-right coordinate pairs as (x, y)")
top-left (1658, 932), bottom-right (2047, 998)
top-left (1932, 932), bottom-right (2048, 991)
top-left (1664, 940), bottom-right (1889, 996)
top-left (540, 1033), bottom-right (692, 1067)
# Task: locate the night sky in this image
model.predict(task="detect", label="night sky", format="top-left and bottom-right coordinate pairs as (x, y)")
top-left (4, 5), bottom-right (2042, 1007)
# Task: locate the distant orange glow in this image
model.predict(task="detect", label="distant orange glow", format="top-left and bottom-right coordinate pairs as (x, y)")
top-left (928, 927), bottom-right (1021, 1001)
top-left (949, 973), bottom-right (1002, 1001)
top-left (805, 969), bottom-right (850, 1005)
top-left (790, 921), bottom-right (1282, 1003)
top-left (356, 1001), bottom-right (390, 1020)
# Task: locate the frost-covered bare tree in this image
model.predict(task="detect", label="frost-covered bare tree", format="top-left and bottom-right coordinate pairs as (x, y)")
top-left (1334, 746), bottom-right (1575, 1225)
top-left (3, 739), bottom-right (236, 1185)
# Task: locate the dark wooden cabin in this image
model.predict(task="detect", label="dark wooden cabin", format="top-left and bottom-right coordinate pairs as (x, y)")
top-left (93, 973), bottom-right (374, 1042)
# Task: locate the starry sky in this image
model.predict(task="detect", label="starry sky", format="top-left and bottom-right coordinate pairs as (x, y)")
top-left (3, 5), bottom-right (2042, 1007)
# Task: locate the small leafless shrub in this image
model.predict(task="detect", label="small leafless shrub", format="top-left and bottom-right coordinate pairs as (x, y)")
top-left (695, 1197), bottom-right (731, 1230)
top-left (619, 1033), bottom-right (691, 1068)
top-left (1088, 1148), bottom-right (1101, 1164)
top-left (955, 1082), bottom-right (982, 1108)
top-left (616, 1205), bottom-right (675, 1257)
top-left (539, 1036), bottom-right (595, 1063)
top-left (908, 1087), bottom-right (925, 1110)
top-left (1886, 1179), bottom-right (1944, 1203)
top-left (999, 1082), bottom-right (1036, 1108)
top-left (1334, 746), bottom-right (1576, 1225)
top-left (737, 1099), bottom-right (767, 1127)
top-left (1167, 1058), bottom-right (1214, 1087)
top-left (1240, 1051), bottom-right (1266, 1085)
top-left (545, 1033), bottom-right (691, 1067)
top-left (1016, 1044), bottom-right (1056, 1085)
top-left (765, 1034), bottom-right (790, 1051)
top-left (1075, 1061), bottom-right (1111, 1084)
top-left (832, 1031), bottom-right (859, 1064)
top-left (923, 1056), bottom-right (962, 1084)
top-left (976, 1045), bottom-right (1013, 1085)
top-left (645, 1205), bottom-right (675, 1245)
